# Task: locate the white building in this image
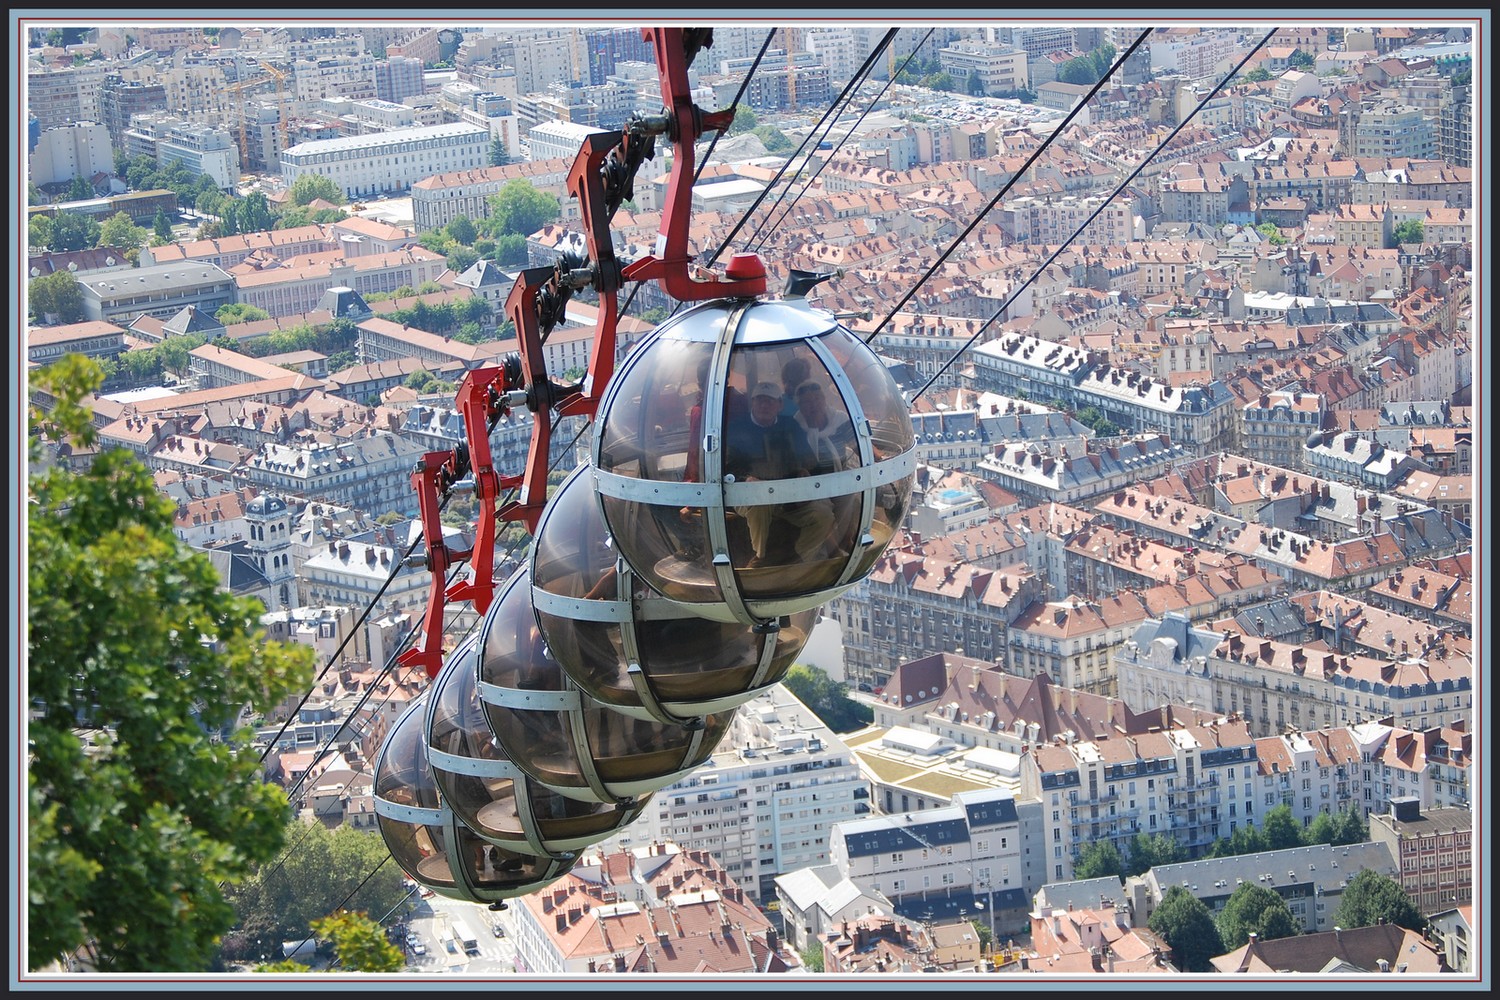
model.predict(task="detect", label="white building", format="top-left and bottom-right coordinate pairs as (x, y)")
top-left (630, 684), bottom-right (868, 902)
top-left (526, 120), bottom-right (611, 164)
top-left (280, 122), bottom-right (490, 199)
top-left (29, 120), bottom-right (114, 187)
top-left (829, 787), bottom-right (1037, 935)
top-left (123, 114), bottom-right (241, 191)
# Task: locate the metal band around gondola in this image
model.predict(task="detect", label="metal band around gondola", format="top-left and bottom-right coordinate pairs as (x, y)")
top-left (476, 682), bottom-right (580, 712)
top-left (427, 744), bottom-right (524, 780)
top-left (374, 797), bottom-right (445, 826)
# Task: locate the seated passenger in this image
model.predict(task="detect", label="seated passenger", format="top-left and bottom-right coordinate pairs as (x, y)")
top-left (723, 381), bottom-right (832, 567)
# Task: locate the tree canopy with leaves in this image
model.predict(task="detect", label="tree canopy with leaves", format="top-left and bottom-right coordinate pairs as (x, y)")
top-left (1148, 885), bottom-right (1223, 972)
top-left (26, 355), bottom-right (316, 972)
top-left (780, 664), bottom-right (872, 734)
top-left (28, 270), bottom-right (87, 325)
top-left (289, 173), bottom-right (343, 208)
top-left (219, 818), bottom-right (408, 963)
top-left (1072, 840), bottom-right (1125, 882)
top-left (1332, 869), bottom-right (1425, 933)
top-left (1216, 882), bottom-right (1300, 950)
top-left (1391, 219), bottom-right (1426, 247)
top-left (480, 179), bottom-right (561, 239)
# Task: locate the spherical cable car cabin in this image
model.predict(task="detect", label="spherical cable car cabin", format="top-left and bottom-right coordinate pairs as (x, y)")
top-left (592, 297), bottom-right (916, 626)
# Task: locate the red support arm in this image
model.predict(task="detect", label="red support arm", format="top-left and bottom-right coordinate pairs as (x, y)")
top-left (621, 27), bottom-right (768, 302)
top-left (399, 451), bottom-right (473, 679)
top-left (501, 268), bottom-right (580, 534)
top-left (445, 365), bottom-right (517, 615)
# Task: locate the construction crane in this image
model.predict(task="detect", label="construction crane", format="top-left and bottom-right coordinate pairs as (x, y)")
top-left (782, 26), bottom-right (796, 112)
top-left (232, 72), bottom-right (276, 170)
top-left (256, 59), bottom-right (290, 161)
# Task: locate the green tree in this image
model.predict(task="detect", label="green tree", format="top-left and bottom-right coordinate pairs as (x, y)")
top-left (971, 919), bottom-right (993, 952)
top-left (495, 232), bottom-right (529, 265)
top-left (1216, 882), bottom-right (1300, 950)
top-left (489, 136), bottom-right (511, 167)
top-left (50, 212), bottom-right (103, 252)
top-left (27, 356), bottom-right (316, 972)
top-left (799, 942), bottom-right (824, 972)
top-left (215, 303), bottom-right (271, 325)
top-left (965, 70), bottom-right (987, 97)
top-left (1305, 809), bottom-right (1338, 846)
top-left (1391, 219), bottom-right (1425, 247)
top-left (447, 214), bottom-right (477, 246)
top-left (1261, 803), bottom-right (1303, 851)
top-left (1072, 840), bottom-right (1125, 882)
top-left (29, 213), bottom-right (55, 250)
top-left (220, 820), bottom-right (407, 963)
top-left (780, 664), bottom-right (872, 733)
top-left (1332, 870), bottom-right (1425, 932)
top-left (1208, 824), bottom-right (1268, 858)
top-left (289, 173), bottom-right (342, 207)
top-left (1125, 832), bottom-right (1187, 876)
top-left (29, 270), bottom-right (87, 325)
top-left (1148, 885), bottom-right (1223, 972)
top-left (1256, 221), bottom-right (1288, 246)
top-left (446, 247), bottom-right (480, 274)
top-left (727, 104), bottom-right (758, 136)
top-left (752, 125), bottom-right (795, 153)
top-left (482, 179), bottom-right (561, 239)
top-left (1331, 803), bottom-right (1368, 846)
top-left (99, 211), bottom-right (148, 253)
top-left (70, 174), bottom-right (95, 201)
top-left (153, 207), bottom-right (174, 244)
top-left (1243, 66), bottom-right (1273, 83)
top-left (312, 911), bottom-right (404, 973)
top-left (1288, 48), bottom-right (1316, 71)
top-left (920, 71), bottom-right (957, 92)
top-left (30, 180), bottom-right (49, 205)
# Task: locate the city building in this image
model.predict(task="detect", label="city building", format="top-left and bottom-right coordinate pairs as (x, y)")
top-left (29, 120), bottom-right (114, 187)
top-left (830, 788), bottom-right (1035, 935)
top-left (76, 261), bottom-right (236, 324)
top-left (509, 843), bottom-right (795, 975)
top-left (1210, 922), bottom-right (1443, 974)
top-left (279, 122), bottom-right (490, 199)
top-left (630, 684), bottom-right (866, 902)
top-left (1368, 799), bottom-right (1473, 913)
top-left (1019, 716), bottom-right (1258, 881)
top-left (1116, 614), bottom-right (1473, 739)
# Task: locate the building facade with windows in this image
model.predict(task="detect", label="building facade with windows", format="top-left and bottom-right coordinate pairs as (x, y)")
top-left (279, 122), bottom-right (490, 199)
top-left (630, 685), bottom-right (866, 903)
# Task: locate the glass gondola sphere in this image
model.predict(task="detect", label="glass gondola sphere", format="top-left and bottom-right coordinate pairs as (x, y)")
top-left (592, 297), bottom-right (916, 625)
top-left (424, 631), bottom-right (650, 857)
top-left (373, 696), bottom-right (574, 904)
top-left (531, 465), bottom-right (816, 723)
top-left (476, 566), bottom-right (734, 805)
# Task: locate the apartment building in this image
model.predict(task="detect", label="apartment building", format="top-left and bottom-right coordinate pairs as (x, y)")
top-left (1116, 614), bottom-right (1473, 739)
top-left (630, 685), bottom-right (866, 903)
top-left (830, 788), bottom-right (1036, 935)
top-left (280, 122), bottom-right (490, 199)
top-left (409, 158), bottom-right (573, 233)
top-left (509, 844), bottom-right (795, 975)
top-left (1021, 718), bottom-right (1256, 883)
top-left (1368, 799), bottom-right (1472, 913)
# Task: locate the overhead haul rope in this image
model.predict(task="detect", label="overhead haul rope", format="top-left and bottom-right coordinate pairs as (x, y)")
top-left (706, 28), bottom-right (900, 268)
top-left (748, 28), bottom-right (937, 255)
top-left (907, 27), bottom-right (1280, 404)
top-left (865, 27), bottom-right (1155, 346)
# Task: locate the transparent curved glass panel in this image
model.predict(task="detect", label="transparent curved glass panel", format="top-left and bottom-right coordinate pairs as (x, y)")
top-left (478, 567), bottom-right (733, 800)
top-left (595, 336), bottom-right (717, 484)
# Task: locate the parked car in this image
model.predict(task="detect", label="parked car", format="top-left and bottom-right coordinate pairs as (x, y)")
top-left (411, 942), bottom-right (427, 956)
top-left (492, 924), bottom-right (505, 938)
